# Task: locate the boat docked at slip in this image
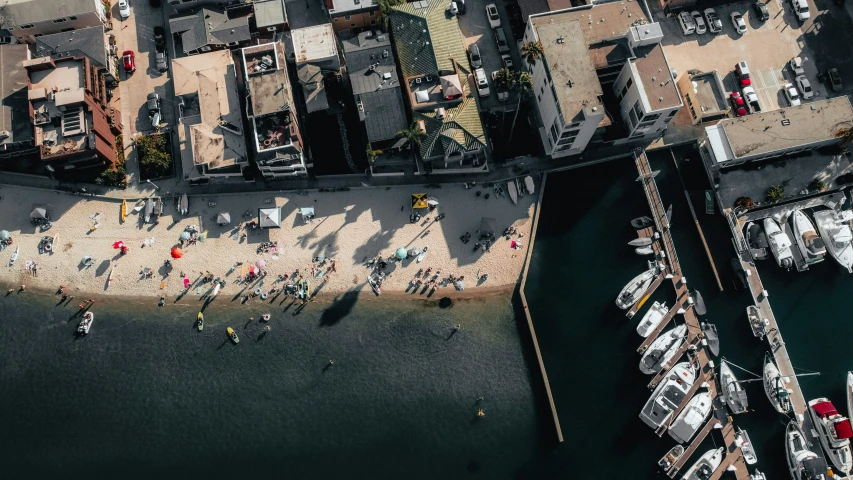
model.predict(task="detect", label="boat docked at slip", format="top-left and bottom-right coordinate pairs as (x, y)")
top-left (808, 398), bottom-right (853, 475)
top-left (639, 362), bottom-right (695, 430)
top-left (814, 209), bottom-right (853, 273)
top-left (764, 217), bottom-right (794, 269)
top-left (720, 360), bottom-right (748, 415)
top-left (669, 391), bottom-right (713, 444)
top-left (523, 176), bottom-right (534, 195)
top-left (637, 301), bottom-right (668, 338)
top-left (746, 221), bottom-right (769, 260)
top-left (180, 193), bottom-right (189, 216)
top-left (700, 322), bottom-right (719, 356)
top-left (736, 427), bottom-right (758, 465)
top-left (144, 198), bottom-right (154, 223)
top-left (640, 324), bottom-right (687, 375)
top-left (659, 445), bottom-right (685, 470)
top-left (77, 312), bottom-right (93, 336)
top-left (681, 447), bottom-right (723, 480)
top-left (616, 262), bottom-right (659, 310)
top-left (791, 210), bottom-right (826, 265)
top-left (765, 353), bottom-right (792, 414)
top-left (787, 421), bottom-right (830, 480)
top-left (507, 181), bottom-right (518, 205)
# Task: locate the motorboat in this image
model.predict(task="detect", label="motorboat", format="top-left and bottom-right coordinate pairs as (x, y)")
top-left (368, 276), bottom-right (381, 296)
top-left (629, 237), bottom-right (653, 247)
top-left (847, 372), bottom-right (853, 429)
top-left (720, 360), bottom-right (748, 415)
top-left (77, 312), bottom-right (93, 336)
top-left (747, 305), bottom-right (766, 340)
top-left (764, 352), bottom-right (792, 414)
top-left (730, 258), bottom-right (748, 290)
top-left (631, 216), bottom-right (654, 229)
top-left (680, 447), bottom-right (723, 480)
top-left (637, 301), bottom-right (668, 338)
top-left (786, 421), bottom-right (830, 480)
top-left (9, 245), bottom-right (18, 266)
top-left (700, 322), bottom-right (719, 356)
top-left (746, 221), bottom-right (769, 260)
top-left (666, 204), bottom-right (673, 224)
top-left (736, 427), bottom-right (758, 465)
top-left (814, 209), bottom-right (853, 273)
top-left (227, 327), bottom-right (239, 344)
top-left (180, 193), bottom-right (189, 216)
top-left (659, 445), bottom-right (685, 470)
top-left (616, 263), bottom-right (659, 310)
top-left (692, 290), bottom-right (707, 316)
top-left (197, 312), bottom-right (204, 331)
top-left (144, 198), bottom-right (154, 223)
top-left (212, 282), bottom-right (221, 297)
top-left (669, 391), bottom-right (713, 444)
top-left (808, 398), bottom-right (853, 474)
top-left (524, 175), bottom-right (535, 195)
top-left (635, 246), bottom-right (654, 256)
top-left (763, 217), bottom-right (794, 269)
top-left (639, 362), bottom-right (695, 430)
top-left (640, 324), bottom-right (688, 375)
top-left (507, 181), bottom-right (518, 205)
top-left (792, 210), bottom-right (827, 264)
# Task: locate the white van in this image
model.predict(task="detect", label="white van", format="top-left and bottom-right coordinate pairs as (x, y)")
top-left (792, 0), bottom-right (810, 21)
top-left (474, 68), bottom-right (490, 97)
top-left (677, 11), bottom-right (696, 35)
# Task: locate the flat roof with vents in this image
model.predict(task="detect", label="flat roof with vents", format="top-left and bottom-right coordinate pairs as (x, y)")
top-left (292, 24), bottom-right (337, 64)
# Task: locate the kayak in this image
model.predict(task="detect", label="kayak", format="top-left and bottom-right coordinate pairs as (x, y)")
top-left (368, 276), bottom-right (381, 295)
top-left (227, 327), bottom-right (239, 344)
top-left (9, 246), bottom-right (18, 266)
top-left (121, 199), bottom-right (127, 223)
top-left (197, 312), bottom-right (204, 331)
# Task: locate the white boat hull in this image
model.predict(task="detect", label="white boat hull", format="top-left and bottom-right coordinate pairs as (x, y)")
top-left (640, 324), bottom-right (687, 374)
top-left (616, 266), bottom-right (657, 310)
top-left (808, 397), bottom-right (853, 475)
top-left (791, 210), bottom-right (826, 264)
top-left (763, 217), bottom-right (794, 269)
top-left (637, 301), bottom-right (668, 337)
top-left (669, 391), bottom-right (712, 444)
top-left (814, 209), bottom-right (853, 273)
top-left (681, 448), bottom-right (723, 480)
top-left (639, 362), bottom-right (695, 430)
top-left (507, 181), bottom-right (518, 205)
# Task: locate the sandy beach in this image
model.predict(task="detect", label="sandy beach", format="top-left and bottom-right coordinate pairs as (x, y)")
top-left (0, 181), bottom-right (538, 304)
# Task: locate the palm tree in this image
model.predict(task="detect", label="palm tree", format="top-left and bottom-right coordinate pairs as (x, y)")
top-left (493, 68), bottom-right (516, 138)
top-left (508, 72), bottom-right (533, 145)
top-left (520, 41), bottom-right (543, 69)
top-left (396, 123), bottom-right (426, 167)
top-left (366, 144), bottom-right (383, 163)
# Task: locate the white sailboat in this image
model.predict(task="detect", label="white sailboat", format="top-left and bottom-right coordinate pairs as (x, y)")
top-left (764, 353), bottom-right (792, 414)
top-left (791, 210), bottom-right (826, 264)
top-left (814, 209), bottom-right (853, 273)
top-left (615, 263), bottom-right (659, 310)
top-left (720, 360), bottom-right (748, 414)
top-left (639, 362), bottom-right (695, 430)
top-left (507, 181), bottom-right (518, 205)
top-left (636, 301), bottom-right (668, 337)
top-left (681, 447), bottom-right (723, 480)
top-left (808, 398), bottom-right (853, 475)
top-left (786, 421), bottom-right (830, 480)
top-left (763, 217), bottom-right (794, 269)
top-left (668, 391), bottom-right (712, 444)
top-left (639, 324), bottom-right (687, 375)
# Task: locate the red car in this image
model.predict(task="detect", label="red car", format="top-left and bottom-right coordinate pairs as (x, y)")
top-left (730, 92), bottom-right (747, 117)
top-left (122, 50), bottom-right (136, 73)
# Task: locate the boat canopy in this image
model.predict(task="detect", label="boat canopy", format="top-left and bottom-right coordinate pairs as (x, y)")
top-left (834, 419), bottom-right (853, 439)
top-left (812, 400), bottom-right (839, 418)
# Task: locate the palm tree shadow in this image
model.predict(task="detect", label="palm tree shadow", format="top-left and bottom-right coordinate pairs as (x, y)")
top-left (318, 290), bottom-right (360, 327)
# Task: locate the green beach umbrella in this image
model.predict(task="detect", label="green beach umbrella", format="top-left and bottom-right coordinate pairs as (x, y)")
top-left (0, 230), bottom-right (9, 240)
top-left (180, 231), bottom-right (191, 241)
top-left (395, 248), bottom-right (407, 260)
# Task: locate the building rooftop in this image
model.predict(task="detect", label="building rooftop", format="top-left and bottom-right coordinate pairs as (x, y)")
top-left (254, 0), bottom-right (287, 28)
top-left (537, 19), bottom-right (603, 124)
top-left (298, 63), bottom-right (328, 113)
top-left (169, 8), bottom-right (251, 54)
top-left (706, 96), bottom-right (853, 163)
top-left (586, 38), bottom-right (631, 69)
top-left (518, 0), bottom-right (550, 19)
top-left (632, 44), bottom-right (680, 111)
top-left (27, 57), bottom-right (90, 157)
top-left (0, 44), bottom-right (34, 147)
top-left (328, 0), bottom-right (377, 13)
top-left (413, 95), bottom-right (485, 159)
top-left (34, 26), bottom-right (107, 68)
top-left (686, 71), bottom-right (728, 118)
top-left (531, 1), bottom-right (651, 45)
top-left (1, 0), bottom-right (97, 26)
top-left (241, 43), bottom-right (293, 117)
top-left (291, 24), bottom-right (337, 64)
top-left (390, 0), bottom-right (468, 79)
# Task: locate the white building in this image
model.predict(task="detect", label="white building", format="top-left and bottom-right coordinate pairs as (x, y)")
top-left (1, 0), bottom-right (107, 44)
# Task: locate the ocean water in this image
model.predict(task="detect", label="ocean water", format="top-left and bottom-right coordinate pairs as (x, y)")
top-left (0, 291), bottom-right (545, 479)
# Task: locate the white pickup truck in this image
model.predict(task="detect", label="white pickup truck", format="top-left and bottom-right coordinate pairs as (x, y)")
top-left (741, 86), bottom-right (761, 113)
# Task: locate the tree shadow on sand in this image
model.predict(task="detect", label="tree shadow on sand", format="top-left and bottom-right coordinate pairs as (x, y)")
top-left (318, 290), bottom-right (360, 327)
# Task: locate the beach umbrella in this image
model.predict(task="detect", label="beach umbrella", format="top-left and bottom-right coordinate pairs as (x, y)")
top-left (30, 207), bottom-right (48, 219)
top-left (180, 231), bottom-right (191, 241)
top-left (479, 217), bottom-right (498, 238)
top-left (395, 248), bottom-right (408, 260)
top-left (113, 240), bottom-right (125, 249)
top-left (454, 281), bottom-right (465, 291)
top-left (216, 212), bottom-right (231, 225)
top-left (171, 247), bottom-right (183, 259)
top-left (426, 197), bottom-right (439, 206)
top-left (317, 253), bottom-right (326, 263)
top-left (183, 277), bottom-right (191, 289)
top-left (0, 230), bottom-right (9, 240)
top-left (411, 193), bottom-right (428, 209)
top-left (255, 258), bottom-right (266, 269)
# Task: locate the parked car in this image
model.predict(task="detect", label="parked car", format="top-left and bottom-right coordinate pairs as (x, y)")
top-left (118, 0), bottom-right (131, 19)
top-left (494, 28), bottom-right (509, 53)
top-left (730, 12), bottom-right (747, 35)
top-left (678, 11), bottom-right (696, 35)
top-left (741, 86), bottom-right (761, 112)
top-left (735, 61), bottom-right (751, 86)
top-left (153, 26), bottom-right (166, 48)
top-left (752, 1), bottom-right (770, 21)
top-left (486, 4), bottom-right (501, 29)
top-left (828, 67), bottom-right (843, 92)
top-left (789, 57), bottom-right (805, 75)
top-left (791, 0), bottom-right (810, 21)
top-left (703, 8), bottom-right (722, 33)
top-left (0, 36), bottom-right (17, 44)
top-left (783, 83), bottom-right (801, 106)
top-left (468, 44), bottom-right (482, 69)
top-left (492, 71), bottom-right (509, 101)
top-left (122, 50), bottom-right (136, 73)
top-left (474, 68), bottom-right (490, 97)
top-left (501, 54), bottom-right (513, 70)
top-left (147, 92), bottom-right (161, 129)
top-left (795, 75), bottom-right (813, 99)
top-left (730, 92), bottom-right (747, 117)
top-left (691, 11), bottom-right (707, 34)
top-left (156, 48), bottom-right (168, 72)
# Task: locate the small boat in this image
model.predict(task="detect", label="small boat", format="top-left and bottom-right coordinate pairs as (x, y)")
top-left (786, 421), bottom-right (830, 480)
top-left (747, 305), bottom-right (766, 340)
top-left (640, 324), bottom-right (688, 375)
top-left (417, 245), bottom-right (428, 263)
top-left (635, 246), bottom-right (654, 255)
top-left (746, 221), bottom-right (769, 260)
top-left (636, 301), bottom-right (668, 338)
top-left (212, 282), bottom-right (221, 297)
top-left (764, 352), bottom-right (792, 414)
top-left (666, 204), bottom-right (673, 224)
top-left (736, 427), bottom-right (758, 465)
top-left (77, 312), bottom-right (93, 336)
top-left (700, 321), bottom-right (719, 356)
top-left (631, 216), bottom-right (654, 229)
top-left (615, 263), bottom-right (658, 310)
top-left (750, 470), bottom-right (766, 480)
top-left (121, 199), bottom-right (127, 223)
top-left (814, 209), bottom-right (853, 273)
top-left (639, 362), bottom-right (695, 429)
top-left (792, 210), bottom-right (826, 265)
top-left (516, 178), bottom-right (524, 198)
top-left (808, 398), bottom-right (853, 474)
top-left (144, 198), bottom-right (154, 223)
top-left (227, 327), bottom-right (239, 344)
top-left (628, 237), bottom-right (653, 247)
top-left (847, 372), bottom-right (853, 429)
top-left (764, 217), bottom-right (794, 269)
top-left (692, 290), bottom-right (707, 316)
top-left (368, 276), bottom-right (381, 295)
top-left (507, 181), bottom-right (518, 205)
top-left (730, 258), bottom-right (747, 290)
top-left (9, 246), bottom-right (18, 265)
top-left (669, 391), bottom-right (713, 444)
top-left (524, 175), bottom-right (535, 195)
top-left (180, 193), bottom-right (189, 216)
top-left (658, 445), bottom-right (685, 470)
top-left (720, 360), bottom-right (748, 415)
top-left (197, 312), bottom-right (204, 331)
top-left (261, 314), bottom-right (271, 322)
top-left (681, 448), bottom-right (723, 480)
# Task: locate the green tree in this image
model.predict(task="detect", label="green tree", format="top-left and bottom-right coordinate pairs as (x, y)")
top-left (377, 0), bottom-right (404, 29)
top-left (366, 144), bottom-right (383, 163)
top-left (734, 197), bottom-right (755, 210)
top-left (136, 134), bottom-right (172, 180)
top-left (520, 41), bottom-right (544, 69)
top-left (396, 123), bottom-right (426, 168)
top-left (508, 72), bottom-right (533, 145)
top-left (766, 185), bottom-right (785, 202)
top-left (808, 178), bottom-right (827, 192)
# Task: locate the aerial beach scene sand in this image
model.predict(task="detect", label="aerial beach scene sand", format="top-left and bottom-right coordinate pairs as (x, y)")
top-left (0, 182), bottom-right (539, 304)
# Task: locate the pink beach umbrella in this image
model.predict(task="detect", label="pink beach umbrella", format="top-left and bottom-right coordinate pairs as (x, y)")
top-left (183, 277), bottom-right (191, 289)
top-left (255, 259), bottom-right (266, 270)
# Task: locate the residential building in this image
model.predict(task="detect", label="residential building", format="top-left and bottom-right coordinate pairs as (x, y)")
top-left (169, 7), bottom-right (251, 55)
top-left (0, 44), bottom-right (36, 160)
top-left (240, 42), bottom-right (306, 178)
top-left (166, 0), bottom-right (250, 11)
top-left (254, 0), bottom-right (288, 33)
top-left (172, 51), bottom-right (249, 181)
top-left (325, 0), bottom-right (380, 33)
top-left (291, 24), bottom-right (339, 113)
top-left (676, 70), bottom-right (728, 125)
top-left (33, 26), bottom-right (117, 86)
top-left (0, 0), bottom-right (106, 44)
top-left (25, 54), bottom-right (122, 171)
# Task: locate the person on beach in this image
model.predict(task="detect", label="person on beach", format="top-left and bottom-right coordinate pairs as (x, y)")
top-left (7, 288), bottom-right (14, 294)
top-left (20, 285), bottom-right (25, 292)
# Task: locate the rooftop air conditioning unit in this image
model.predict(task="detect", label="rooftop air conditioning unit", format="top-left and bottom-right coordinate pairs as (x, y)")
top-left (435, 108), bottom-right (446, 120)
top-left (383, 72), bottom-right (391, 80)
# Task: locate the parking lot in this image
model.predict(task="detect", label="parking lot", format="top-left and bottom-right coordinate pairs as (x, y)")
top-left (660, 0), bottom-right (851, 114)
